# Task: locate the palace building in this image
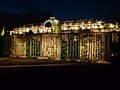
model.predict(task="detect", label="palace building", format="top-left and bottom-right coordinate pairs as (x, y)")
top-left (6, 17), bottom-right (120, 62)
top-left (10, 17), bottom-right (118, 35)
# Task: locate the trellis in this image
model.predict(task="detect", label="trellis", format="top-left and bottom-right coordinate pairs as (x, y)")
top-left (41, 34), bottom-right (61, 60)
top-left (61, 33), bottom-right (80, 61)
top-left (26, 34), bottom-right (41, 58)
top-left (9, 32), bottom-right (120, 62)
top-left (80, 33), bottom-right (105, 62)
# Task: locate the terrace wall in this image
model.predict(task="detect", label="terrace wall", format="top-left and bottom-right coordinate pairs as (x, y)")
top-left (9, 32), bottom-right (118, 62)
top-left (41, 34), bottom-right (61, 60)
top-left (10, 35), bottom-right (27, 58)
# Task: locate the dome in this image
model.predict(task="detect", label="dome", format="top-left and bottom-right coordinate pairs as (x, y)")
top-left (44, 17), bottom-right (59, 25)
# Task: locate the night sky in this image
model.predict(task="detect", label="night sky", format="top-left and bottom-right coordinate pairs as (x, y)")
top-left (0, 0), bottom-right (120, 26)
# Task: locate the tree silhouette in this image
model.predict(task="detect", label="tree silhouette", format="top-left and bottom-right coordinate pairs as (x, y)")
top-left (56, 22), bottom-right (61, 34)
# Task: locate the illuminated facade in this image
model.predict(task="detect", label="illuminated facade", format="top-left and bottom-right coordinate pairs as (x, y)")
top-left (10, 17), bottom-right (119, 35)
top-left (61, 20), bottom-right (115, 31)
top-left (9, 17), bottom-right (120, 62)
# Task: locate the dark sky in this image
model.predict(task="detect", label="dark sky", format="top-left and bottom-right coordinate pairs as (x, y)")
top-left (0, 0), bottom-right (120, 20)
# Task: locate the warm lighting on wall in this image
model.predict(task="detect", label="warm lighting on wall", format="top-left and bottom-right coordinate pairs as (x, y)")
top-left (26, 28), bottom-right (29, 32)
top-left (94, 25), bottom-right (98, 29)
top-left (87, 25), bottom-right (91, 29)
top-left (97, 21), bottom-right (102, 24)
top-left (100, 25), bottom-right (103, 28)
top-left (10, 17), bottom-right (119, 35)
top-left (109, 24), bottom-right (114, 28)
top-left (74, 27), bottom-right (79, 30)
top-left (82, 26), bottom-right (86, 29)
top-left (19, 31), bottom-right (22, 34)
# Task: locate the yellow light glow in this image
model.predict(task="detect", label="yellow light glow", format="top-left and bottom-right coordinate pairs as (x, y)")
top-left (19, 31), bottom-right (22, 34)
top-left (94, 25), bottom-right (97, 29)
top-left (100, 25), bottom-right (103, 28)
top-left (109, 24), bottom-right (114, 28)
top-left (97, 21), bottom-right (102, 24)
top-left (82, 26), bottom-right (85, 29)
